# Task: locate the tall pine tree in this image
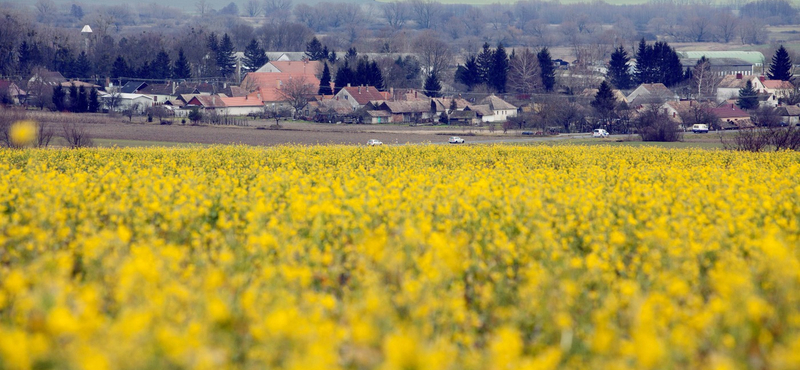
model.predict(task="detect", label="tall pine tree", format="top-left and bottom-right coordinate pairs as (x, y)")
top-left (305, 37), bottom-right (326, 61)
top-left (591, 81), bottom-right (617, 122)
top-left (737, 80), bottom-right (759, 110)
top-left (455, 55), bottom-right (481, 91)
top-left (151, 50), bottom-right (172, 79)
top-left (476, 42), bottom-right (494, 85)
top-left (89, 88), bottom-right (99, 113)
top-left (74, 51), bottom-right (92, 79)
top-left (334, 61), bottom-right (354, 94)
top-left (424, 72), bottom-right (442, 97)
top-left (768, 45), bottom-right (793, 81)
top-left (216, 33), bottom-right (236, 78)
top-left (537, 47), bottom-right (555, 92)
top-left (111, 55), bottom-right (129, 81)
top-left (608, 46), bottom-right (633, 90)
top-left (319, 62), bottom-right (333, 95)
top-left (173, 48), bottom-right (192, 79)
top-left (243, 39), bottom-right (269, 72)
top-left (634, 39), bottom-right (684, 87)
top-left (489, 43), bottom-right (509, 93)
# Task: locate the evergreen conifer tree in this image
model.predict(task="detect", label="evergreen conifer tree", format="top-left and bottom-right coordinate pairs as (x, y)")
top-left (489, 43), bottom-right (509, 93)
top-left (476, 43), bottom-right (494, 85)
top-left (319, 62), bottom-right (333, 95)
top-left (216, 33), bottom-right (236, 78)
top-left (52, 85), bottom-right (66, 111)
top-left (424, 72), bottom-right (442, 97)
top-left (68, 84), bottom-right (79, 112)
top-left (737, 80), bottom-right (759, 110)
top-left (152, 50), bottom-right (172, 79)
top-left (76, 86), bottom-right (88, 113)
top-left (537, 47), bottom-right (555, 92)
top-left (455, 55), bottom-right (481, 91)
top-left (305, 37), bottom-right (327, 61)
top-left (75, 51), bottom-right (92, 79)
top-left (768, 45), bottom-right (793, 81)
top-left (243, 39), bottom-right (269, 72)
top-left (53, 46), bottom-right (75, 78)
top-left (334, 61), bottom-right (354, 94)
top-left (89, 88), bottom-right (99, 113)
top-left (111, 55), bottom-right (129, 81)
top-left (173, 48), bottom-right (192, 79)
top-left (608, 46), bottom-right (633, 90)
top-left (591, 81), bottom-right (617, 122)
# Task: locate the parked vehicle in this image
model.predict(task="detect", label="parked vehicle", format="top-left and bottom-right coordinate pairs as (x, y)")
top-left (592, 129), bottom-right (609, 138)
top-left (692, 124), bottom-right (709, 133)
top-left (367, 139), bottom-right (383, 146)
top-left (448, 136), bottom-right (465, 144)
top-left (521, 131), bottom-right (534, 135)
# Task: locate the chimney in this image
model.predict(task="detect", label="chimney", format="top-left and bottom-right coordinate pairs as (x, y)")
top-left (731, 104), bottom-right (734, 109)
top-left (390, 87), bottom-right (394, 99)
top-left (759, 75), bottom-right (765, 82)
top-left (366, 86), bottom-right (369, 92)
top-left (736, 73), bottom-right (742, 79)
top-left (347, 83), bottom-right (351, 87)
top-left (358, 86), bottom-right (361, 94)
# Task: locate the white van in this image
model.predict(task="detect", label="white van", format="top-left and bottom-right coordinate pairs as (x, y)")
top-left (592, 129), bottom-right (609, 138)
top-left (692, 124), bottom-right (709, 133)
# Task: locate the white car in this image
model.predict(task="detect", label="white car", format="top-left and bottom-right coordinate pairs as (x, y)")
top-left (366, 139), bottom-right (383, 146)
top-left (592, 129), bottom-right (609, 138)
top-left (448, 136), bottom-right (465, 144)
top-left (692, 124), bottom-right (709, 133)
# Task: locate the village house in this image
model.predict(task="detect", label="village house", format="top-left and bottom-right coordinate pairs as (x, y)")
top-left (335, 85), bottom-right (388, 111)
top-left (476, 95), bottom-right (518, 123)
top-left (371, 100), bottom-right (433, 123)
top-left (0, 80), bottom-right (26, 105)
top-left (716, 74), bottom-right (766, 102)
top-left (627, 83), bottom-right (679, 106)
top-left (762, 79), bottom-right (795, 101)
top-left (777, 105), bottom-right (800, 126)
top-left (711, 104), bottom-right (753, 129)
top-left (99, 92), bottom-right (153, 113)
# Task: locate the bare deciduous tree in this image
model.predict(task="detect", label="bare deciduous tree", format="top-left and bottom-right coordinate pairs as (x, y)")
top-left (37, 121), bottom-right (54, 148)
top-left (714, 11), bottom-right (739, 43)
top-left (413, 31), bottom-right (452, 78)
top-left (410, 0), bottom-right (440, 29)
top-left (277, 76), bottom-right (315, 118)
top-left (692, 58), bottom-right (722, 100)
top-left (35, 0), bottom-right (57, 23)
top-left (245, 0), bottom-right (263, 17)
top-left (382, 1), bottom-right (409, 30)
top-left (508, 48), bottom-right (541, 96)
top-left (61, 122), bottom-right (93, 148)
top-left (195, 0), bottom-right (211, 16)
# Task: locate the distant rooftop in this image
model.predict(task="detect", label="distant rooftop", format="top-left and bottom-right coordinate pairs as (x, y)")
top-left (677, 51), bottom-right (765, 66)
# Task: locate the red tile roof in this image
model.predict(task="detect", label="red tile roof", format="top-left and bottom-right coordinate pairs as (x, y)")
top-left (338, 86), bottom-right (387, 106)
top-left (763, 80), bottom-right (794, 89)
top-left (240, 73), bottom-right (322, 103)
top-left (219, 95), bottom-right (264, 107)
top-left (711, 104), bottom-right (750, 118)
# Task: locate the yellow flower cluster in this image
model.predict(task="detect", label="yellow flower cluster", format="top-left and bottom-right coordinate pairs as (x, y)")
top-left (1, 145), bottom-right (800, 370)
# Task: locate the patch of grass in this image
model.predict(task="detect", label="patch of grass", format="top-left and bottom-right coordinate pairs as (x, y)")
top-left (92, 139), bottom-right (208, 148)
top-left (546, 137), bottom-right (725, 150)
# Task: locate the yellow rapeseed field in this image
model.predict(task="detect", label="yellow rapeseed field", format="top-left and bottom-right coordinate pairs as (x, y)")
top-left (1, 144), bottom-right (800, 370)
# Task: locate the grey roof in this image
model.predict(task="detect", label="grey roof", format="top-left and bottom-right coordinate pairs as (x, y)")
top-left (480, 95), bottom-right (517, 110)
top-left (120, 81), bottom-right (147, 94)
top-left (380, 100), bottom-right (431, 114)
top-left (678, 51), bottom-right (766, 66)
